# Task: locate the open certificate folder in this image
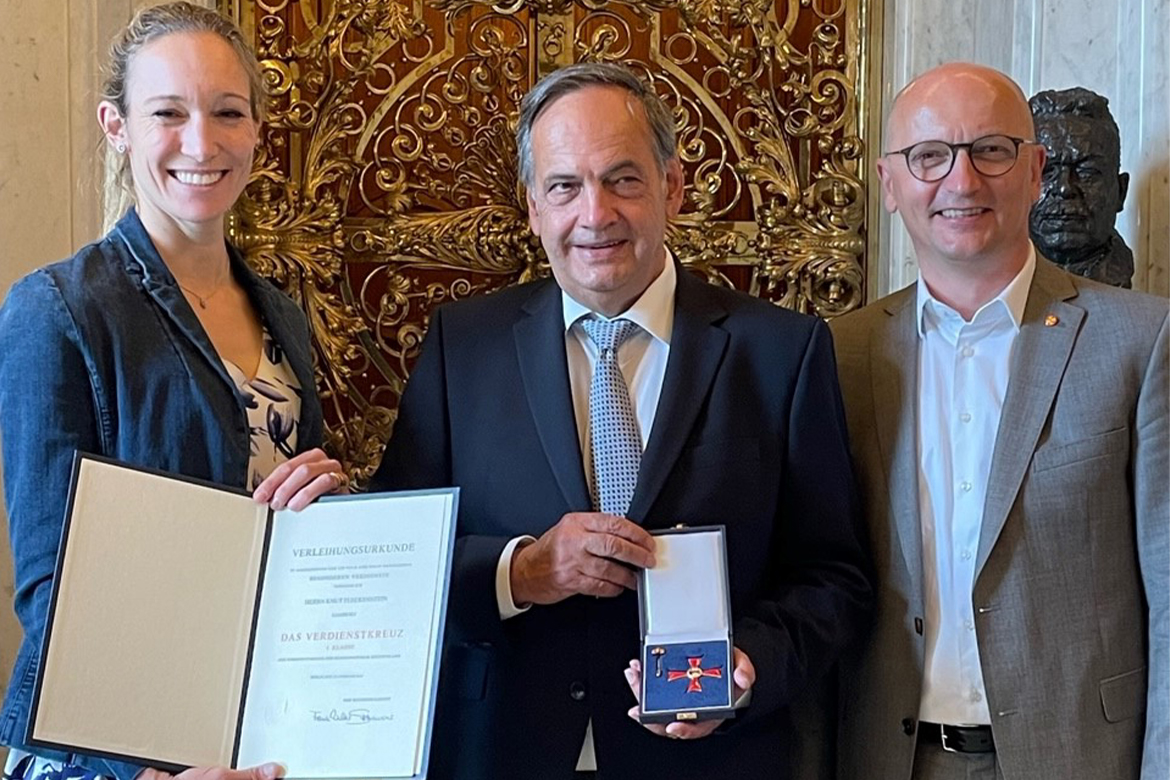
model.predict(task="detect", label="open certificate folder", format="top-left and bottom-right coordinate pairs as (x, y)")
top-left (28, 454), bottom-right (458, 780)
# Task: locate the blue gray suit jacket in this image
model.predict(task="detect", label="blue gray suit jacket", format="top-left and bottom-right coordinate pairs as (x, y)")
top-left (0, 210), bottom-right (324, 780)
top-left (371, 266), bottom-right (873, 780)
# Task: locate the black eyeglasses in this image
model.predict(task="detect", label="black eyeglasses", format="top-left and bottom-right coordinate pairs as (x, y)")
top-left (886, 135), bottom-right (1037, 182)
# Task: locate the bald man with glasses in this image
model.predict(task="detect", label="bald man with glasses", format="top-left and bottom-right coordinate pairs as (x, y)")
top-left (829, 62), bottom-right (1167, 780)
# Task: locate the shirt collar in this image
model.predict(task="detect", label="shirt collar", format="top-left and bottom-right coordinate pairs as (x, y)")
top-left (562, 249), bottom-right (677, 345)
top-left (916, 244), bottom-right (1036, 338)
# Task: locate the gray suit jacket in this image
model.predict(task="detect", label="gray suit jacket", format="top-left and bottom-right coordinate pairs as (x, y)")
top-left (829, 258), bottom-right (1168, 779)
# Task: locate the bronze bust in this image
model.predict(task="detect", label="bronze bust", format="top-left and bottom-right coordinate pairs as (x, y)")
top-left (1029, 87), bottom-right (1133, 288)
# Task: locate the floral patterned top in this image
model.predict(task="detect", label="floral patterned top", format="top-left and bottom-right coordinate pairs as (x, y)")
top-left (224, 330), bottom-right (303, 491)
top-left (2, 332), bottom-right (302, 780)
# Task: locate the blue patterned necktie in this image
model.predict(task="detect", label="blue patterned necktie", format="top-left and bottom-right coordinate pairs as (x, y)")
top-left (579, 317), bottom-right (642, 516)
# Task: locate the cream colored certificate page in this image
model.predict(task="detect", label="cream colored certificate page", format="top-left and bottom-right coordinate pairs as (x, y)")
top-left (236, 493), bottom-right (453, 779)
top-left (34, 459), bottom-right (266, 767)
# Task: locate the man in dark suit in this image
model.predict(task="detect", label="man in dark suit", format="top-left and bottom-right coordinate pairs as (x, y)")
top-left (371, 62), bottom-right (871, 780)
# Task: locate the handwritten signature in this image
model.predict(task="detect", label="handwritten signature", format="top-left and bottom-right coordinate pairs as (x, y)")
top-left (310, 708), bottom-right (393, 725)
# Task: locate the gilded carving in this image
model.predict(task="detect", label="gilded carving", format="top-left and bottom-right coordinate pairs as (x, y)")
top-left (220, 0), bottom-right (875, 481)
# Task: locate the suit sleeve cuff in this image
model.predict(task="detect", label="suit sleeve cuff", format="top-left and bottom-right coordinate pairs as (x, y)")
top-left (496, 535), bottom-right (537, 620)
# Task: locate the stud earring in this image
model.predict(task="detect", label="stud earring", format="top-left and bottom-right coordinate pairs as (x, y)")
top-left (115, 142), bottom-right (126, 154)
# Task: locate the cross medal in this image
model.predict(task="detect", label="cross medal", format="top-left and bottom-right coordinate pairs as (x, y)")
top-left (666, 656), bottom-right (724, 693)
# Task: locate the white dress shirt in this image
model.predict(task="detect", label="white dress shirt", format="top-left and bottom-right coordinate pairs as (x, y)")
top-left (493, 256), bottom-right (677, 770)
top-left (916, 248), bottom-right (1035, 726)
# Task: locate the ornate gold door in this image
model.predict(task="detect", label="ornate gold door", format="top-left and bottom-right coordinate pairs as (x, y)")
top-left (219, 0), bottom-right (880, 480)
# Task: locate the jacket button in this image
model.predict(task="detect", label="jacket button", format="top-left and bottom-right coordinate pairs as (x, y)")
top-left (902, 717), bottom-right (916, 735)
top-left (569, 682), bottom-right (587, 701)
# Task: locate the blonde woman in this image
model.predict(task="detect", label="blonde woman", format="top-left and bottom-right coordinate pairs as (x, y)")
top-left (0, 5), bottom-right (342, 780)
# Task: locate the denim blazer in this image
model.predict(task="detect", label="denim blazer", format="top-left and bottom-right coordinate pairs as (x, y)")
top-left (0, 210), bottom-right (325, 779)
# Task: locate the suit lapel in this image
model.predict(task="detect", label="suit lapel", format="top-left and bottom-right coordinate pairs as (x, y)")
top-left (871, 290), bottom-right (924, 591)
top-left (115, 214), bottom-right (247, 394)
top-left (514, 281), bottom-right (592, 511)
top-left (626, 270), bottom-right (728, 524)
top-left (975, 260), bottom-right (1082, 576)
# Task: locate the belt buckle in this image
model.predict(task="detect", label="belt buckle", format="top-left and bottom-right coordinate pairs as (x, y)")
top-left (939, 724), bottom-right (957, 753)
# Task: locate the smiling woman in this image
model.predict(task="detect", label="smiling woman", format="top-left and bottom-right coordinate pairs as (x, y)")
top-left (0, 6), bottom-right (343, 780)
top-left (99, 30), bottom-right (260, 243)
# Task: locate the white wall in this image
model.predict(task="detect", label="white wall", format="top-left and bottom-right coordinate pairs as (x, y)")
top-left (877, 0), bottom-right (1169, 298)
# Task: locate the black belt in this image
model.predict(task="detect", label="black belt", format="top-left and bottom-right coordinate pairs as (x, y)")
top-left (918, 722), bottom-right (995, 753)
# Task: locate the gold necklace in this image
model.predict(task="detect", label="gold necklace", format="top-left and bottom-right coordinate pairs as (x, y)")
top-left (177, 279), bottom-right (227, 309)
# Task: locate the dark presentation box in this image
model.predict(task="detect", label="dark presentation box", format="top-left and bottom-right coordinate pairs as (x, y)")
top-left (638, 525), bottom-right (734, 724)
